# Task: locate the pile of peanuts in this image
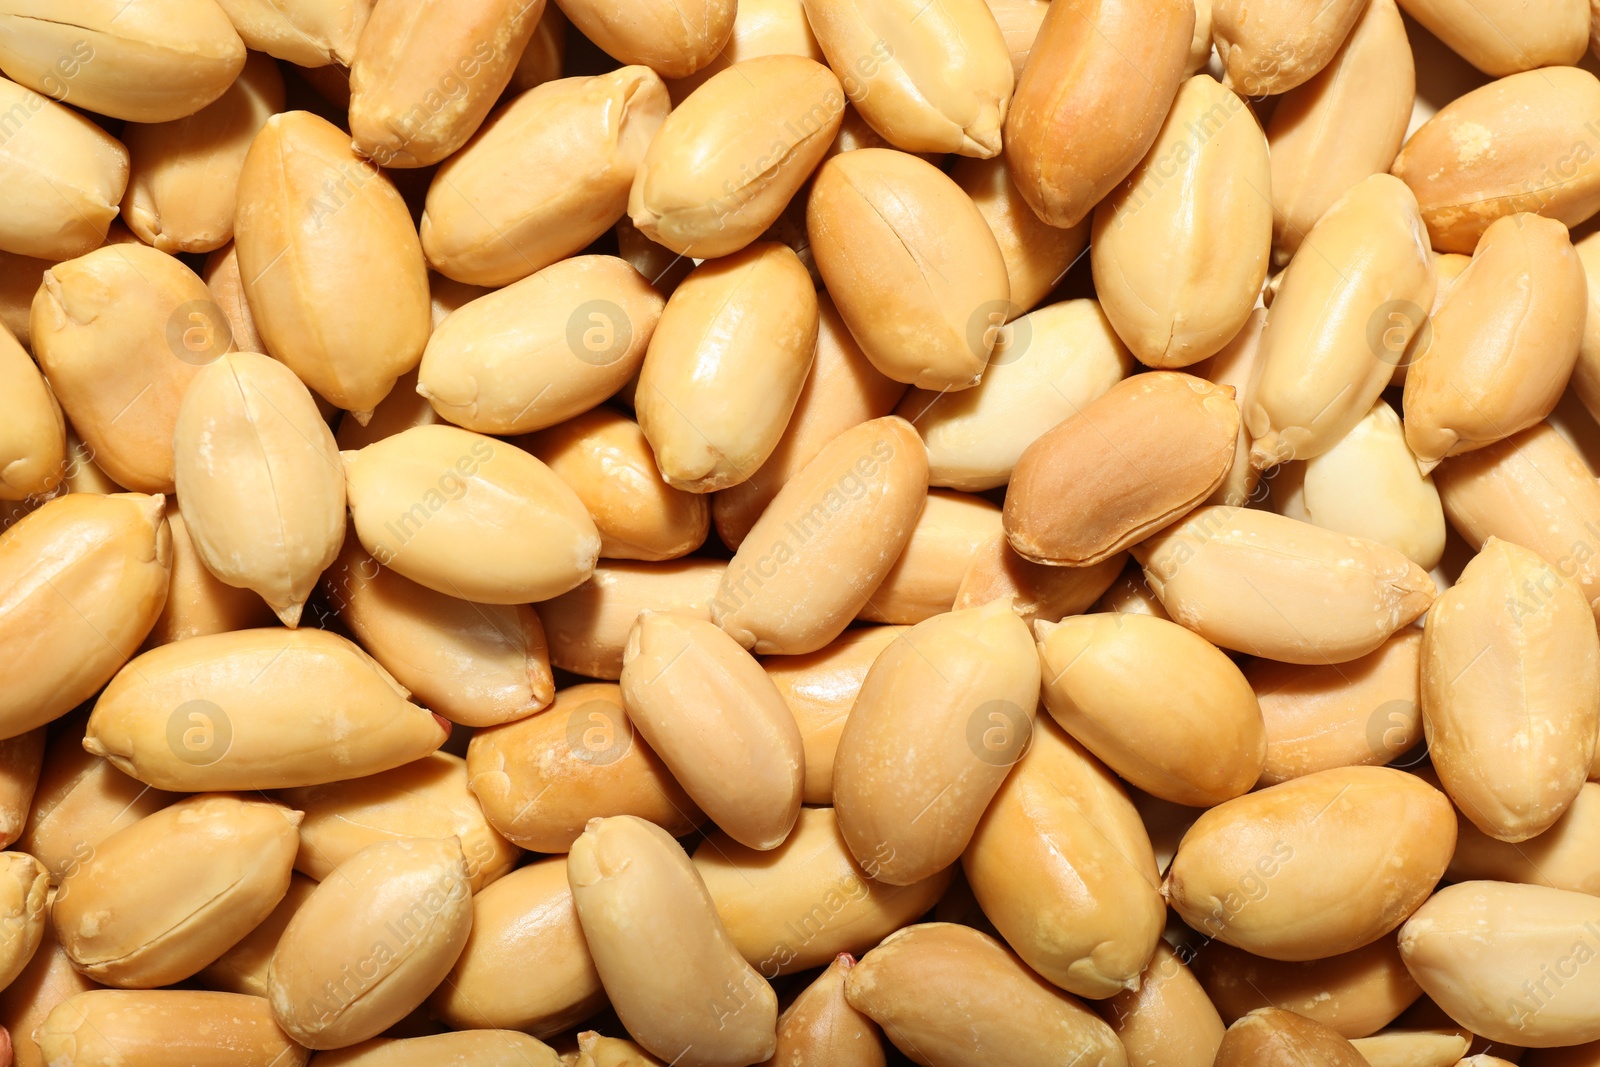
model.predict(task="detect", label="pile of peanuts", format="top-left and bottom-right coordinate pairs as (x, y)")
top-left (6, 0), bottom-right (1600, 1063)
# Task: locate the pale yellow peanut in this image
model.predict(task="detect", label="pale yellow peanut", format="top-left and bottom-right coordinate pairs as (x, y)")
top-left (1422, 538), bottom-right (1600, 842)
top-left (269, 837), bottom-right (471, 1050)
top-left (845, 923), bottom-right (1128, 1067)
top-left (422, 68), bottom-right (667, 288)
top-left (694, 807), bottom-right (952, 977)
top-left (760, 955), bottom-right (884, 1067)
top-left (1348, 1032), bottom-right (1470, 1067)
top-left (1005, 372), bottom-right (1240, 566)
top-left (631, 56), bottom-right (842, 258)
top-left (1449, 781), bottom-right (1600, 896)
top-left (0, 853), bottom-right (44, 991)
top-left (1194, 307), bottom-right (1266, 506)
top-left (84, 628), bottom-right (448, 791)
top-left (0, 320), bottom-right (64, 501)
top-left (0, 76), bottom-right (126, 260)
top-left (1134, 505), bottom-right (1436, 664)
top-left (1192, 938), bottom-right (1422, 1037)
top-left (808, 149), bottom-right (1009, 391)
top-left (1392, 67), bottom-right (1600, 252)
top-left (1213, 1009), bottom-right (1368, 1067)
top-left (0, 0), bottom-right (245, 122)
top-left (898, 298), bottom-right (1132, 492)
top-left (540, 559), bottom-right (724, 679)
top-left (198, 873), bottom-right (316, 998)
top-left (1037, 612), bottom-right (1266, 806)
top-left (1400, 0), bottom-right (1586, 75)
top-left (1211, 0), bottom-right (1366, 94)
top-left (951, 153), bottom-right (1086, 313)
top-left (31, 244), bottom-right (223, 493)
top-left (1164, 766), bottom-right (1456, 960)
top-left (235, 111), bottom-right (430, 421)
top-left (833, 598), bottom-right (1039, 885)
top-left (714, 416), bottom-right (928, 655)
top-left (343, 425), bottom-right (600, 604)
top-left (143, 499), bottom-right (275, 648)
top-left (20, 730), bottom-right (173, 883)
top-left (800, 0), bottom-right (1012, 157)
top-left (1092, 76), bottom-right (1269, 368)
top-left (664, 0), bottom-right (822, 101)
top-left (568, 816), bottom-right (778, 1067)
top-left (35, 990), bottom-right (307, 1067)
top-left (551, 0), bottom-right (734, 78)
top-left (1095, 942), bottom-right (1226, 1067)
top-left (1004, 0), bottom-right (1192, 228)
top-left (956, 538), bottom-right (1127, 626)
top-left (636, 244), bottom-right (818, 493)
top-left (984, 0), bottom-right (1048, 79)
top-left (859, 490), bottom-right (1000, 625)
top-left (311, 1033), bottom-right (561, 1067)
top-left (466, 682), bottom-right (704, 853)
top-left (0, 728), bottom-right (42, 848)
top-left (121, 52), bottom-right (283, 254)
top-left (964, 716), bottom-right (1164, 998)
top-left (0, 911), bottom-right (97, 1067)
top-left (430, 857), bottom-right (603, 1037)
top-left (0, 493), bottom-right (170, 740)
top-left (1246, 173), bottom-right (1434, 467)
top-left (53, 794), bottom-right (300, 989)
top-left (213, 0), bottom-right (372, 66)
top-left (619, 612), bottom-right (804, 850)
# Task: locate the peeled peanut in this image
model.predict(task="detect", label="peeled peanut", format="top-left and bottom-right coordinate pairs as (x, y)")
top-left (1135, 506), bottom-right (1436, 664)
top-left (1193, 938), bottom-right (1422, 1037)
top-left (1164, 766), bottom-right (1456, 961)
top-left (1213, 1008), bottom-right (1368, 1067)
top-left (144, 498), bottom-right (275, 648)
top-left (762, 954), bottom-right (884, 1066)
top-left (1092, 561), bottom-right (1171, 619)
top-left (1004, 0), bottom-right (1192, 228)
top-left (1423, 538), bottom-right (1600, 842)
top-left (199, 873), bottom-right (316, 998)
top-left (0, 494), bottom-right (170, 739)
top-left (1349, 1032), bottom-right (1470, 1067)
top-left (1194, 308), bottom-right (1267, 506)
top-left (899, 299), bottom-right (1131, 492)
top-left (568, 815), bottom-right (778, 1067)
top-left (1400, 0), bottom-right (1586, 75)
top-left (235, 111), bottom-right (430, 420)
top-left (1246, 173), bottom-right (1434, 467)
top-left (21, 732), bottom-right (174, 883)
top-left (0, 320), bottom-right (65, 501)
top-left (833, 598), bottom-right (1039, 885)
top-left (213, 0), bottom-right (371, 66)
top-left (1037, 612), bottom-right (1266, 806)
top-left (0, 76), bottom-right (127, 259)
top-left (808, 149), bottom-right (1009, 391)
top-left (0, 853), bottom-right (45, 991)
top-left (35, 990), bottom-right (308, 1067)
top-left (1092, 76), bottom-right (1270, 368)
top-left (663, 0), bottom-right (822, 100)
top-left (552, 0), bottom-right (734, 78)
top-left (54, 794), bottom-right (299, 988)
top-left (311, 1032), bottom-right (560, 1066)
top-left (422, 68), bottom-right (669, 287)
top-left (1213, 0), bottom-right (1366, 94)
top-left (0, 729), bottom-right (42, 848)
top-left (84, 627), bottom-right (448, 791)
top-left (575, 1032), bottom-right (669, 1067)
top-left (1449, 780), bottom-right (1600, 895)
top-left (952, 155), bottom-right (1085, 316)
top-left (1097, 942), bottom-right (1227, 1067)
top-left (859, 490), bottom-right (1000, 624)
top-left (465, 682), bottom-right (703, 852)
top-left (203, 243), bottom-right (265, 356)
top-left (0, 913), bottom-right (98, 1067)
top-left (540, 559), bottom-right (724, 679)
top-left (959, 540), bottom-right (1126, 627)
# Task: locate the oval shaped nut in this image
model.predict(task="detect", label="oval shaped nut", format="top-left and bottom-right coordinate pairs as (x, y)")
top-left (31, 244), bottom-right (220, 493)
top-left (348, 0), bottom-right (544, 168)
top-left (1135, 506), bottom-right (1437, 664)
top-left (213, 0), bottom-right (371, 67)
top-left (1423, 538), bottom-right (1600, 842)
top-left (0, 322), bottom-right (65, 502)
top-left (847, 923), bottom-right (1128, 1066)
top-left (1400, 881), bottom-right (1600, 1047)
top-left (1404, 215), bottom-right (1587, 470)
top-left (0, 729), bottom-right (43, 848)
top-left (0, 0), bottom-right (246, 122)
top-left (834, 598), bottom-right (1040, 885)
top-left (0, 76), bottom-right (127, 260)
top-left (1214, 1008), bottom-right (1369, 1067)
top-left (963, 716), bottom-right (1164, 998)
top-left (858, 490), bottom-right (1000, 625)
top-left (636, 244), bottom-right (818, 492)
top-left (808, 149), bottom-right (1009, 391)
top-left (269, 837), bottom-right (471, 1049)
top-left (235, 111), bottom-right (430, 421)
top-left (83, 628), bottom-right (448, 791)
top-left (1092, 76), bottom-right (1270, 368)
top-left (569, 816), bottom-right (778, 1066)
top-left (0, 493), bottom-right (170, 739)
top-left (1096, 942), bottom-right (1226, 1067)
top-left (1276, 400), bottom-right (1446, 570)
top-left (1393, 67), bottom-right (1600, 253)
top-left (630, 56), bottom-right (842, 258)
top-left (0, 853), bottom-right (46, 990)
top-left (1402, 0), bottom-right (1587, 75)
top-left (429, 858), bottom-right (602, 1036)
top-left (121, 52), bottom-right (283, 254)
top-left (950, 154), bottom-right (1086, 313)
top-left (801, 0), bottom-right (1011, 157)
top-left (1213, 0), bottom-right (1367, 94)
top-left (199, 872), bottom-right (316, 997)
top-left (466, 682), bottom-right (704, 852)
top-left (35, 990), bottom-right (308, 1067)
top-left (1005, 372), bottom-right (1240, 566)
top-left (985, 0), bottom-right (1048, 79)
top-left (173, 351), bottom-right (344, 628)
top-left (1250, 628), bottom-right (1423, 785)
top-left (144, 498), bottom-right (276, 648)
top-left (313, 1033), bottom-right (561, 1067)
top-left (275, 752), bottom-right (518, 892)
top-left (421, 69), bottom-right (668, 288)
top-left (619, 612), bottom-right (804, 850)
top-left (541, 560), bottom-right (724, 679)
top-left (1350, 1033), bottom-right (1472, 1067)
top-left (552, 0), bottom-right (733, 78)
top-left (417, 255), bottom-right (663, 435)
top-left (958, 539), bottom-right (1126, 626)
top-left (900, 299), bottom-right (1132, 492)
top-left (1037, 612), bottom-right (1266, 806)
top-left (714, 416), bottom-right (927, 655)
top-left (694, 807), bottom-right (952, 977)
top-left (21, 733), bottom-right (174, 883)
top-left (53, 794), bottom-right (299, 988)
top-left (1450, 780), bottom-right (1600, 896)
top-left (1247, 173), bottom-right (1434, 467)
top-left (343, 425), bottom-right (600, 604)
top-left (761, 954), bottom-right (884, 1067)
top-left (1267, 0), bottom-right (1413, 264)
top-left (1164, 766), bottom-right (1456, 961)
top-left (1192, 938), bottom-right (1422, 1037)
top-left (1004, 0), bottom-right (1192, 228)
